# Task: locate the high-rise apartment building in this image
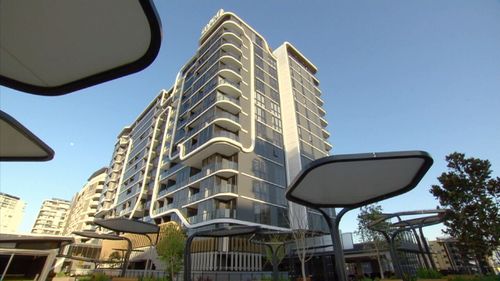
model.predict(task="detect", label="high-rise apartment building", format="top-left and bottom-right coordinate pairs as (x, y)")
top-left (0, 192), bottom-right (26, 233)
top-left (63, 167), bottom-right (107, 235)
top-left (32, 198), bottom-right (71, 235)
top-left (95, 9), bottom-right (331, 272)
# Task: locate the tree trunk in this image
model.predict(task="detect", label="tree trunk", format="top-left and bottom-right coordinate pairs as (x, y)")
top-left (301, 260), bottom-right (307, 281)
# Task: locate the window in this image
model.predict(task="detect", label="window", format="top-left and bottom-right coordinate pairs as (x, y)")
top-left (256, 93), bottom-right (265, 108)
top-left (256, 107), bottom-right (266, 123)
top-left (255, 66), bottom-right (264, 79)
top-left (255, 78), bottom-right (265, 93)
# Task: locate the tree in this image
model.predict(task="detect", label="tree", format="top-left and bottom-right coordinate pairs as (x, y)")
top-left (107, 251), bottom-right (122, 269)
top-left (356, 203), bottom-right (389, 279)
top-left (430, 152), bottom-right (500, 274)
top-left (289, 211), bottom-right (315, 281)
top-left (156, 222), bottom-right (186, 280)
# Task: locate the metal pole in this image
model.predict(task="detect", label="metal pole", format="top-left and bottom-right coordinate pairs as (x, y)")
top-left (1, 253), bottom-right (14, 280)
top-left (394, 215), bottom-right (429, 270)
top-left (122, 237), bottom-right (133, 277)
top-left (184, 234), bottom-right (196, 281)
top-left (418, 226), bottom-right (436, 270)
top-left (318, 208), bottom-right (349, 281)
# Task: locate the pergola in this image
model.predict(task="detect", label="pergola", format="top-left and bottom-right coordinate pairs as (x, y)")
top-left (94, 218), bottom-right (160, 273)
top-left (72, 231), bottom-right (132, 277)
top-left (368, 209), bottom-right (449, 277)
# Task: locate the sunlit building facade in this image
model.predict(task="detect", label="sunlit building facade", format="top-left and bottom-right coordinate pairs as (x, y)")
top-left (95, 10), bottom-right (331, 273)
top-left (0, 192), bottom-right (26, 233)
top-left (32, 198), bottom-right (71, 235)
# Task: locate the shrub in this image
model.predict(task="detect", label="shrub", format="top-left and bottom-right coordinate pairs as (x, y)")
top-left (416, 268), bottom-right (443, 279)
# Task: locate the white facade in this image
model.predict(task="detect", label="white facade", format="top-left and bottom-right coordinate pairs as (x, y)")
top-left (32, 198), bottom-right (71, 235)
top-left (0, 192), bottom-right (26, 233)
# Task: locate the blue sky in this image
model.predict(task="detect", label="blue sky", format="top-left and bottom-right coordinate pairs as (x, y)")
top-left (1, 0), bottom-right (499, 239)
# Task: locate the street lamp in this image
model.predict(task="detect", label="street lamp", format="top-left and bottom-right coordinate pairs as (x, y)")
top-left (285, 151), bottom-right (433, 281)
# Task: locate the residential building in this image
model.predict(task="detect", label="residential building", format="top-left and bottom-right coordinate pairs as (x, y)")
top-left (63, 167), bottom-right (107, 235)
top-left (429, 238), bottom-right (486, 274)
top-left (0, 192), bottom-right (26, 233)
top-left (95, 9), bottom-right (332, 274)
top-left (32, 198), bottom-right (70, 235)
top-left (58, 168), bottom-right (106, 275)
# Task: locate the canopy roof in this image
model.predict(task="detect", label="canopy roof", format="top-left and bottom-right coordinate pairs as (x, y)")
top-left (94, 218), bottom-right (159, 234)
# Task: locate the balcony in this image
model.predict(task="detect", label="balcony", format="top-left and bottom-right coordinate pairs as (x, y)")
top-left (217, 77), bottom-right (241, 98)
top-left (322, 128), bottom-right (330, 139)
top-left (320, 116), bottom-right (328, 127)
top-left (318, 106), bottom-right (326, 117)
top-left (218, 63), bottom-right (241, 82)
top-left (325, 141), bottom-right (333, 151)
top-left (187, 208), bottom-right (236, 225)
top-left (215, 92), bottom-right (240, 115)
top-left (186, 183), bottom-right (237, 205)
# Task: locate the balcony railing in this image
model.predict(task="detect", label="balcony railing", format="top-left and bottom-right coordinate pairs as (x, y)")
top-left (187, 183), bottom-right (237, 203)
top-left (187, 209), bottom-right (236, 224)
top-left (218, 77), bottom-right (240, 89)
top-left (157, 160), bottom-right (237, 200)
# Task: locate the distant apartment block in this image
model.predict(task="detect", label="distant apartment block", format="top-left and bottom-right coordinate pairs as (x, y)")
top-left (32, 198), bottom-right (71, 235)
top-left (430, 238), bottom-right (488, 274)
top-left (0, 192), bottom-right (26, 233)
top-left (95, 9), bottom-right (331, 272)
top-left (63, 168), bottom-right (107, 235)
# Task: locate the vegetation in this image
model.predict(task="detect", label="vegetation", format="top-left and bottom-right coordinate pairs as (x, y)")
top-left (107, 251), bottom-right (122, 268)
top-left (289, 212), bottom-right (315, 281)
top-left (262, 234), bottom-right (287, 281)
top-left (356, 203), bottom-right (390, 279)
top-left (430, 152), bottom-right (500, 274)
top-left (156, 222), bottom-right (186, 281)
top-left (416, 268), bottom-right (443, 279)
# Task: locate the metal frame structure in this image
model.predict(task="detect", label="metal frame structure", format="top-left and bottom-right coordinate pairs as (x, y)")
top-left (72, 231), bottom-right (132, 277)
top-left (368, 209), bottom-right (449, 277)
top-left (94, 218), bottom-right (160, 273)
top-left (286, 151), bottom-right (433, 281)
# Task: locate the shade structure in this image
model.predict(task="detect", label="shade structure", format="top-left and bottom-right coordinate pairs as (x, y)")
top-left (0, 110), bottom-right (54, 161)
top-left (72, 231), bottom-right (132, 277)
top-left (391, 214), bottom-right (447, 228)
top-left (72, 231), bottom-right (127, 241)
top-left (94, 218), bottom-right (159, 234)
top-left (286, 151), bottom-right (433, 209)
top-left (0, 0), bottom-right (162, 95)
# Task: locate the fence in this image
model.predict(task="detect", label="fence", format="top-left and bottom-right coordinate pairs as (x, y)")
top-left (93, 269), bottom-right (288, 281)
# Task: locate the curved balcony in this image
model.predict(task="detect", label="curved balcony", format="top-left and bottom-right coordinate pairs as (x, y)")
top-left (221, 20), bottom-right (244, 35)
top-left (217, 77), bottom-right (241, 98)
top-left (322, 128), bottom-right (330, 139)
top-left (187, 208), bottom-right (236, 225)
top-left (185, 183), bottom-right (238, 206)
top-left (219, 51), bottom-right (241, 68)
top-left (215, 91), bottom-right (240, 115)
top-left (218, 63), bottom-right (241, 82)
top-left (325, 141), bottom-right (333, 151)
